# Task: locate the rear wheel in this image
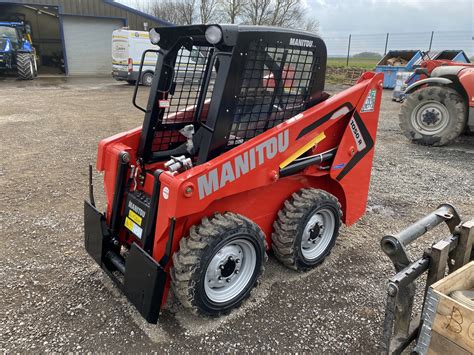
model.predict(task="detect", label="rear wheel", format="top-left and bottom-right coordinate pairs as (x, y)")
top-left (17, 53), bottom-right (35, 80)
top-left (171, 212), bottom-right (267, 316)
top-left (141, 72), bottom-right (154, 87)
top-left (399, 86), bottom-right (467, 146)
top-left (272, 188), bottom-right (342, 271)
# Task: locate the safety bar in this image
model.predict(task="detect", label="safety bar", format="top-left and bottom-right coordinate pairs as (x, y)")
top-left (132, 49), bottom-right (161, 113)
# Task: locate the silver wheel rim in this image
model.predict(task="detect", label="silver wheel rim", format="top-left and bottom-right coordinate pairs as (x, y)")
top-left (411, 101), bottom-right (449, 135)
top-left (144, 74), bottom-right (153, 86)
top-left (301, 208), bottom-right (336, 260)
top-left (29, 60), bottom-right (34, 75)
top-left (204, 238), bottom-right (256, 303)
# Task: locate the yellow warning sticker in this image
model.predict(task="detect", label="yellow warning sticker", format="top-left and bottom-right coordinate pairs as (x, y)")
top-left (124, 217), bottom-right (143, 239)
top-left (128, 209), bottom-right (142, 226)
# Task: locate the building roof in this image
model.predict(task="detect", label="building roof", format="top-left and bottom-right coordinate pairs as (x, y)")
top-left (0, 0), bottom-right (172, 29)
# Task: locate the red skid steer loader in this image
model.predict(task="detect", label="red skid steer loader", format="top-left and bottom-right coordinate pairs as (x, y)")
top-left (84, 24), bottom-right (383, 323)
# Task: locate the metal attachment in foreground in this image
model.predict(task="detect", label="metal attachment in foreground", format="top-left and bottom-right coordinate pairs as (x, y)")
top-left (380, 204), bottom-right (474, 354)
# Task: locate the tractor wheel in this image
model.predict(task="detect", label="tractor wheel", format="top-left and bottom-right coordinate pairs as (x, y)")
top-left (141, 72), bottom-right (154, 87)
top-left (399, 86), bottom-right (467, 146)
top-left (17, 53), bottom-right (35, 80)
top-left (272, 188), bottom-right (342, 271)
top-left (171, 212), bottom-right (267, 316)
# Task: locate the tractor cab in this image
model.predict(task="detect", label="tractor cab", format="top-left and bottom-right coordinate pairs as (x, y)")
top-left (134, 25), bottom-right (327, 166)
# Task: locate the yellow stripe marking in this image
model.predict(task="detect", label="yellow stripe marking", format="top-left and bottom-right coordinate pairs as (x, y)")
top-left (279, 132), bottom-right (326, 169)
top-left (128, 210), bottom-right (142, 226)
top-left (124, 217), bottom-right (135, 232)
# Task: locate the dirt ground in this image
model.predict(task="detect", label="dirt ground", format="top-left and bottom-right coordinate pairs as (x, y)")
top-left (1, 76), bottom-right (473, 353)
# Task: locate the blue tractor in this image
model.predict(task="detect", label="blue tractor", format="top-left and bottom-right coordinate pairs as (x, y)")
top-left (0, 20), bottom-right (37, 80)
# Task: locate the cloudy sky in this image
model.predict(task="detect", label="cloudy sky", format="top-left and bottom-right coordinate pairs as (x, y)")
top-left (306, 0), bottom-right (473, 37)
top-left (119, 0), bottom-right (473, 55)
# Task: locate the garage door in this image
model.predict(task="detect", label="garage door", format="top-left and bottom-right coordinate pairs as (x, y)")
top-left (62, 16), bottom-right (124, 75)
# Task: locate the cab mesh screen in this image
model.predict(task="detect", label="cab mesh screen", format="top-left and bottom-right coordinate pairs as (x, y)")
top-left (228, 41), bottom-right (317, 146)
top-left (152, 46), bottom-right (215, 152)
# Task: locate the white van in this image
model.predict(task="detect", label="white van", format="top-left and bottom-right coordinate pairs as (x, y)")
top-left (112, 28), bottom-right (158, 86)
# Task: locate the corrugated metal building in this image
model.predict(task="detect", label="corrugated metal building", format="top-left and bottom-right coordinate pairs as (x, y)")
top-left (0, 0), bottom-right (170, 75)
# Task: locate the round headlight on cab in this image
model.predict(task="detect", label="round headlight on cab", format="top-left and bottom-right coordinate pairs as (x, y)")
top-left (149, 28), bottom-right (160, 44)
top-left (205, 25), bottom-right (222, 44)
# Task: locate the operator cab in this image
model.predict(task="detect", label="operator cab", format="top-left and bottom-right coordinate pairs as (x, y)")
top-left (136, 25), bottom-right (327, 166)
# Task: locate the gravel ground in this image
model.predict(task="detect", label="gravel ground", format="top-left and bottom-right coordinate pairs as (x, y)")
top-left (1, 77), bottom-right (473, 353)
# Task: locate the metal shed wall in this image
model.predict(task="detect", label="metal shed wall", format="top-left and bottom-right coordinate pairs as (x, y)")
top-left (0, 0), bottom-right (171, 30)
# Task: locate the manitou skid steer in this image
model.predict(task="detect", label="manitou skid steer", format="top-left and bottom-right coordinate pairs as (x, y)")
top-left (84, 24), bottom-right (383, 323)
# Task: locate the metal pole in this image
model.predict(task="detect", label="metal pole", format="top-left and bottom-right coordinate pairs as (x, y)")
top-left (346, 34), bottom-right (351, 66)
top-left (428, 31), bottom-right (434, 51)
top-left (384, 33), bottom-right (389, 55)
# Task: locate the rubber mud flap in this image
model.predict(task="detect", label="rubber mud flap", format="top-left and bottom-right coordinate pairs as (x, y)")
top-left (124, 243), bottom-right (167, 323)
top-left (84, 200), bottom-right (108, 265)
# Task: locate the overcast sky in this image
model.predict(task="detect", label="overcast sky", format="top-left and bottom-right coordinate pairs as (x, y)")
top-left (119, 0), bottom-right (473, 54)
top-left (307, 0), bottom-right (473, 37)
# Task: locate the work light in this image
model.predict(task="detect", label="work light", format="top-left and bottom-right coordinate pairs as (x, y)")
top-left (149, 28), bottom-right (160, 44)
top-left (205, 25), bottom-right (222, 44)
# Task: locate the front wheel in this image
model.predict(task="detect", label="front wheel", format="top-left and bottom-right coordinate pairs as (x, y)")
top-left (399, 86), bottom-right (467, 146)
top-left (171, 212), bottom-right (267, 316)
top-left (17, 53), bottom-right (35, 80)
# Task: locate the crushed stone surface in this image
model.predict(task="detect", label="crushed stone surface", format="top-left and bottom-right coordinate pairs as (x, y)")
top-left (1, 77), bottom-right (473, 352)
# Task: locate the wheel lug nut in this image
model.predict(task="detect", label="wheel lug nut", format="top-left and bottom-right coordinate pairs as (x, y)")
top-left (219, 265), bottom-right (224, 270)
top-left (226, 278), bottom-right (231, 283)
top-left (229, 256), bottom-right (233, 261)
top-left (235, 270), bottom-right (239, 274)
top-left (236, 259), bottom-right (240, 263)
top-left (218, 276), bottom-right (222, 280)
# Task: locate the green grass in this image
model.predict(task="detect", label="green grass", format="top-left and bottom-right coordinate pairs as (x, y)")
top-left (327, 57), bottom-right (379, 70)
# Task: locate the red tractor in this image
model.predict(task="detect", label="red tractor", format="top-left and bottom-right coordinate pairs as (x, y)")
top-left (84, 24), bottom-right (383, 323)
top-left (399, 60), bottom-right (474, 146)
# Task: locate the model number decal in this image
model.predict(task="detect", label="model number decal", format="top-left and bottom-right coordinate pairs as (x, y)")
top-left (198, 130), bottom-right (289, 199)
top-left (349, 117), bottom-right (366, 151)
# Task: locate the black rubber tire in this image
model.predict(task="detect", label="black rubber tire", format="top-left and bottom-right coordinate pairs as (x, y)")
top-left (17, 53), bottom-right (34, 80)
top-left (171, 212), bottom-right (267, 316)
top-left (399, 86), bottom-right (467, 146)
top-left (272, 188), bottom-right (342, 271)
top-left (141, 72), bottom-right (154, 87)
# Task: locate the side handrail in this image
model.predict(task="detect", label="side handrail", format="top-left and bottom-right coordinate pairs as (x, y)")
top-left (132, 49), bottom-right (161, 113)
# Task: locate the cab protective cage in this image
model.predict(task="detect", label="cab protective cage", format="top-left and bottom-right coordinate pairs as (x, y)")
top-left (136, 24), bottom-right (327, 164)
top-left (84, 24), bottom-right (383, 323)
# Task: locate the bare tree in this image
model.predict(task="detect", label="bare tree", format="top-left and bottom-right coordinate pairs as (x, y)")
top-left (136, 0), bottom-right (196, 25)
top-left (134, 0), bottom-right (318, 33)
top-left (242, 0), bottom-right (272, 25)
top-left (200, 0), bottom-right (219, 23)
top-left (269, 0), bottom-right (302, 27)
top-left (303, 18), bottom-right (319, 34)
top-left (219, 0), bottom-right (246, 24)
top-left (241, 0), bottom-right (317, 32)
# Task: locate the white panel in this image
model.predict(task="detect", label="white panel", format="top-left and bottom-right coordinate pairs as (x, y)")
top-left (62, 16), bottom-right (123, 75)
